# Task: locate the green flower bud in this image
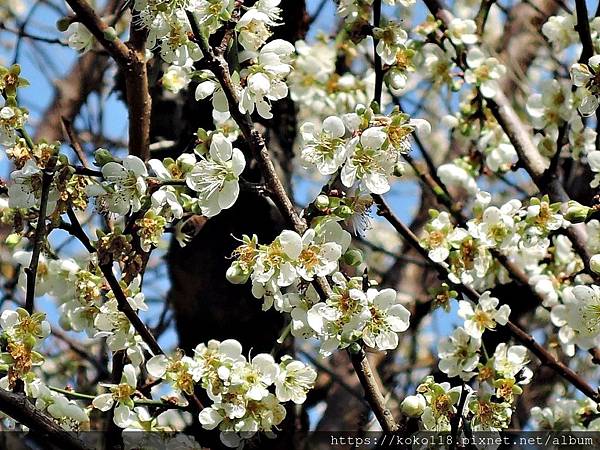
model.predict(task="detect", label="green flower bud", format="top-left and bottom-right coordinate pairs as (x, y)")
top-left (565, 201), bottom-right (591, 223)
top-left (314, 194), bottom-right (329, 211)
top-left (348, 342), bottom-right (362, 354)
top-left (5, 233), bottom-right (21, 247)
top-left (342, 249), bottom-right (363, 266)
top-left (103, 27), bottom-right (118, 42)
top-left (226, 264), bottom-right (248, 284)
top-left (335, 205), bottom-right (353, 219)
top-left (23, 335), bottom-right (36, 350)
top-left (56, 18), bottom-right (72, 32)
top-left (94, 148), bottom-right (119, 167)
top-left (59, 314), bottom-right (72, 331)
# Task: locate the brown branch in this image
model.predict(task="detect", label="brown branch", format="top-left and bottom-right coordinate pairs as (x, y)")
top-left (349, 349), bottom-right (398, 431)
top-left (24, 157), bottom-right (56, 313)
top-left (64, 207), bottom-right (163, 356)
top-left (373, 194), bottom-right (600, 404)
top-left (61, 117), bottom-right (90, 168)
top-left (575, 0), bottom-right (594, 63)
top-left (187, 13), bottom-right (398, 432)
top-left (0, 389), bottom-right (91, 450)
top-left (372, 0), bottom-right (383, 106)
top-left (64, 0), bottom-right (151, 160)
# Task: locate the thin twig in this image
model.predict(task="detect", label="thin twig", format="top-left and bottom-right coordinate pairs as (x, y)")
top-left (61, 117), bottom-right (90, 168)
top-left (24, 158), bottom-right (56, 313)
top-left (575, 0), bottom-right (594, 63)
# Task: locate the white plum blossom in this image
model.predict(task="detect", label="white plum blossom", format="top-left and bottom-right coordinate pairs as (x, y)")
top-left (64, 22), bottom-right (95, 53)
top-left (186, 133), bottom-right (245, 217)
top-left (571, 55), bottom-right (600, 116)
top-left (161, 64), bottom-right (192, 94)
top-left (341, 127), bottom-right (394, 194)
top-left (236, 0), bottom-right (281, 52)
top-left (275, 356), bottom-right (317, 404)
top-left (8, 159), bottom-right (58, 211)
top-left (87, 155), bottom-right (148, 215)
top-left (458, 292), bottom-right (511, 338)
top-left (446, 18), bottom-right (478, 45)
top-left (542, 15), bottom-right (578, 50)
top-left (194, 339), bottom-right (314, 448)
top-left (438, 327), bottom-right (481, 380)
top-left (493, 343), bottom-right (532, 382)
top-left (239, 39), bottom-right (294, 119)
top-left (464, 48), bottom-right (506, 98)
top-left (300, 116), bottom-right (348, 175)
top-left (587, 151), bottom-right (600, 187)
top-left (552, 285), bottom-right (600, 350)
top-left (437, 162), bottom-right (478, 195)
top-left (373, 23), bottom-right (408, 65)
top-left (92, 364), bottom-right (138, 428)
top-left (361, 287), bottom-right (411, 350)
top-left (194, 71), bottom-right (230, 120)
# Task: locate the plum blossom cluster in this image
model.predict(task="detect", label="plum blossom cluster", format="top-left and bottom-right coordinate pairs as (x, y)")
top-left (226, 222), bottom-right (411, 353)
top-left (300, 105), bottom-right (430, 194)
top-left (226, 220), bottom-right (351, 304)
top-left (126, 0), bottom-right (294, 122)
top-left (289, 40), bottom-right (371, 117)
top-left (0, 309), bottom-right (90, 429)
top-left (146, 339), bottom-right (316, 448)
top-left (421, 194), bottom-right (568, 290)
top-left (401, 290), bottom-right (531, 432)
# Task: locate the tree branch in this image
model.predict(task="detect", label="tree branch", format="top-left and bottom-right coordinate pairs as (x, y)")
top-left (64, 0), bottom-right (151, 160)
top-left (24, 158), bottom-right (56, 313)
top-left (0, 389), bottom-right (91, 450)
top-left (187, 13), bottom-right (398, 432)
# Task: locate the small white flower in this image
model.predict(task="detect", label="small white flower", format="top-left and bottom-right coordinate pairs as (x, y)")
top-left (186, 133), bottom-right (245, 217)
top-left (458, 292), bottom-right (511, 338)
top-left (446, 18), bottom-right (478, 45)
top-left (438, 327), bottom-right (481, 380)
top-left (65, 22), bottom-right (95, 53)
top-left (341, 127), bottom-right (395, 194)
top-left (362, 288), bottom-right (410, 350)
top-left (300, 116), bottom-right (348, 175)
top-left (464, 48), bottom-right (506, 98)
top-left (275, 357), bottom-right (316, 404)
top-left (87, 155), bottom-right (148, 215)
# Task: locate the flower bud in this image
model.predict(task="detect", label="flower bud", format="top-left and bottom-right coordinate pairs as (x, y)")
top-left (23, 335), bottom-right (36, 350)
top-left (342, 249), bottom-right (363, 266)
top-left (56, 18), bottom-right (72, 32)
top-left (315, 194), bottom-right (329, 211)
top-left (401, 394), bottom-right (426, 417)
top-left (591, 254), bottom-right (600, 274)
top-left (565, 201), bottom-right (591, 223)
top-left (5, 233), bottom-right (21, 247)
top-left (335, 205), bottom-right (353, 219)
top-left (59, 314), bottom-right (72, 331)
top-left (348, 342), bottom-right (362, 354)
top-left (94, 148), bottom-right (119, 167)
top-left (226, 264), bottom-right (247, 284)
top-left (393, 162), bottom-right (406, 177)
top-left (103, 27), bottom-right (118, 42)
